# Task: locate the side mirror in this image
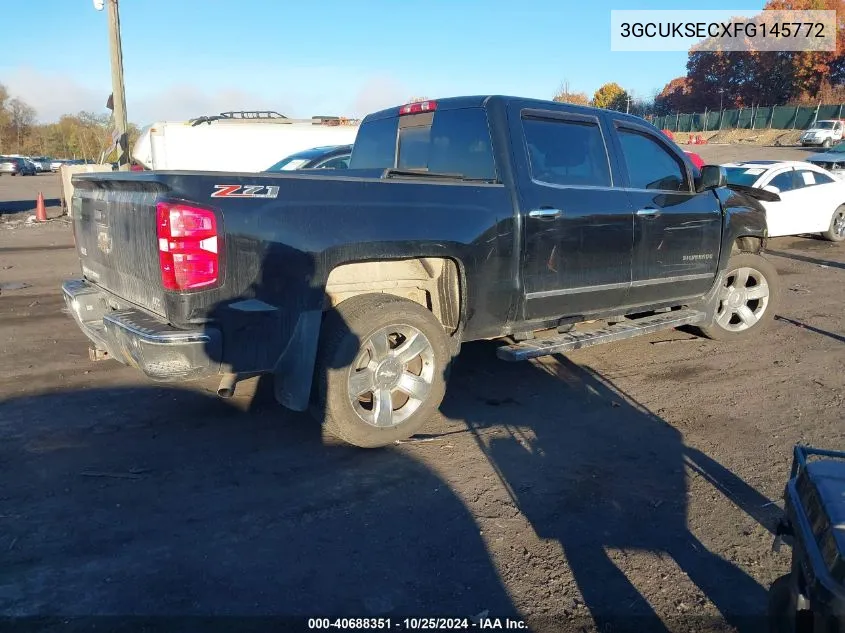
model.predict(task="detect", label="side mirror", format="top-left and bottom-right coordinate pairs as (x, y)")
top-left (695, 164), bottom-right (726, 192)
top-left (762, 185), bottom-right (780, 194)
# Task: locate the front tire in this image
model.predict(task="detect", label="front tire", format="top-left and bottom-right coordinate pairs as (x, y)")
top-left (823, 138), bottom-right (832, 148)
top-left (696, 252), bottom-right (779, 341)
top-left (822, 205), bottom-right (845, 242)
top-left (312, 293), bottom-right (451, 448)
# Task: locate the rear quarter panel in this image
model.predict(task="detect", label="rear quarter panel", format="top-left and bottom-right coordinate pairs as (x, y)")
top-left (153, 171), bottom-right (516, 340)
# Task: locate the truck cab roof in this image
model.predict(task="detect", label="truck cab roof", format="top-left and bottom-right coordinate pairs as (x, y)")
top-left (363, 95), bottom-right (654, 129)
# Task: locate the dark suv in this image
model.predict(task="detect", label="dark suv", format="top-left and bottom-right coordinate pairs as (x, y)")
top-left (265, 145), bottom-right (352, 171)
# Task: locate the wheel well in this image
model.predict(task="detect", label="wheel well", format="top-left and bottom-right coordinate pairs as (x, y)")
top-left (324, 258), bottom-right (461, 334)
top-left (732, 236), bottom-right (763, 254)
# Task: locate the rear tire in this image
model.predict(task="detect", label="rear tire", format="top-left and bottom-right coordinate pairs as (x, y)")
top-left (696, 252), bottom-right (779, 341)
top-left (312, 293), bottom-right (451, 448)
top-left (822, 205), bottom-right (845, 242)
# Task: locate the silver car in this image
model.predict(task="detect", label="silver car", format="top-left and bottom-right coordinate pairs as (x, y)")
top-left (30, 156), bottom-right (51, 172)
top-left (0, 156), bottom-right (36, 176)
top-left (806, 142), bottom-right (845, 180)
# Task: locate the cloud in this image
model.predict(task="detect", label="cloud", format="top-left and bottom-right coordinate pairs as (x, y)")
top-left (348, 75), bottom-right (411, 118)
top-left (3, 67), bottom-right (104, 122)
top-left (2, 66), bottom-right (412, 125)
top-left (129, 84), bottom-right (295, 124)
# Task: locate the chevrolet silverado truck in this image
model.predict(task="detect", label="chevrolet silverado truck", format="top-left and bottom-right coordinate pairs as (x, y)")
top-left (63, 95), bottom-right (780, 448)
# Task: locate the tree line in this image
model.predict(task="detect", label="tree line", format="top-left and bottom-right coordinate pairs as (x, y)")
top-left (554, 0), bottom-right (844, 119)
top-left (653, 0), bottom-right (844, 115)
top-left (0, 82), bottom-right (140, 160)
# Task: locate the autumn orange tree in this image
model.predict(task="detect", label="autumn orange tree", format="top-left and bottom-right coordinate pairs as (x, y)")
top-left (766, 0), bottom-right (844, 99)
top-left (657, 0), bottom-right (844, 112)
top-left (553, 81), bottom-right (591, 106)
top-left (654, 77), bottom-right (694, 115)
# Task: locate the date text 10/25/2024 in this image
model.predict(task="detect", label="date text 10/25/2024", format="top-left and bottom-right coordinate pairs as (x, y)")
top-left (307, 618), bottom-right (528, 630)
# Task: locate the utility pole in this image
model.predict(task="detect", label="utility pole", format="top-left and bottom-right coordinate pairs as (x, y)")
top-left (101, 0), bottom-right (129, 170)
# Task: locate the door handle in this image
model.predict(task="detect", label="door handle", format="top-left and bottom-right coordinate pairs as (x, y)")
top-left (636, 208), bottom-right (661, 219)
top-left (528, 208), bottom-right (562, 220)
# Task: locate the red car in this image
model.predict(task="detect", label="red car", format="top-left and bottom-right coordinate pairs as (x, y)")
top-left (661, 128), bottom-right (704, 169)
top-left (685, 150), bottom-right (705, 169)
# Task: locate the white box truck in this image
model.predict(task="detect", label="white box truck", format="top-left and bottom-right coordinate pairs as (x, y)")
top-left (132, 111), bottom-right (360, 172)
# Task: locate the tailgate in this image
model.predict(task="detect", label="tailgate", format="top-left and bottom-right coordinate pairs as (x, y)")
top-left (71, 177), bottom-right (169, 316)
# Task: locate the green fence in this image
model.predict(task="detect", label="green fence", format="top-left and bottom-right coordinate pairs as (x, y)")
top-left (651, 103), bottom-right (845, 132)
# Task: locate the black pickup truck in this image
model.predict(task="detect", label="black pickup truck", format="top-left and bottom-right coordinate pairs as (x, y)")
top-left (63, 95), bottom-right (779, 447)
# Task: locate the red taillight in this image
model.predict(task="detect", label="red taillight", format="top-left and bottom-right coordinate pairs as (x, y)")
top-left (398, 100), bottom-right (437, 116)
top-left (156, 201), bottom-right (220, 291)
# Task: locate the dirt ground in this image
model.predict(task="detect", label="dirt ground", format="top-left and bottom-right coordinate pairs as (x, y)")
top-left (673, 129), bottom-right (808, 147)
top-left (1, 148), bottom-right (843, 632)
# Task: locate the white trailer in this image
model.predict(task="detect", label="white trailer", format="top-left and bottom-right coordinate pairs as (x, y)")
top-left (132, 111), bottom-right (360, 172)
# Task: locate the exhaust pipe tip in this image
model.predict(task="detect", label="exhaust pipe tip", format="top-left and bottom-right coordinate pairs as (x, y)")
top-left (217, 373), bottom-right (238, 399)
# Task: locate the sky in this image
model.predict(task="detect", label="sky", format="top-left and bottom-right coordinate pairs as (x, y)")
top-left (1, 0), bottom-right (767, 125)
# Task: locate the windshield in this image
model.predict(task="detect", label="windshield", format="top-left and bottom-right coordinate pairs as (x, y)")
top-left (827, 141), bottom-right (845, 153)
top-left (816, 121), bottom-right (836, 129)
top-left (723, 166), bottom-right (766, 187)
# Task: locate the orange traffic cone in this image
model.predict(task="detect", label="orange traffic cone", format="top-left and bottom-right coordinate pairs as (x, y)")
top-left (35, 192), bottom-right (47, 222)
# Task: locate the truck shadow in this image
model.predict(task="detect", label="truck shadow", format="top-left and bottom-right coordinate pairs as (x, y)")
top-left (442, 341), bottom-right (779, 632)
top-left (774, 315), bottom-right (845, 344)
top-left (0, 383), bottom-right (515, 622)
top-left (1, 240), bottom-right (517, 623)
top-left (766, 249), bottom-right (845, 271)
top-left (0, 198), bottom-right (61, 215)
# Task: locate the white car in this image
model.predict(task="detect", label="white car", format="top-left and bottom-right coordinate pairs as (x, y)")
top-left (722, 161), bottom-right (845, 242)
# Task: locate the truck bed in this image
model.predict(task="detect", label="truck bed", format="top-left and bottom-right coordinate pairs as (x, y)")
top-left (71, 169), bottom-right (511, 330)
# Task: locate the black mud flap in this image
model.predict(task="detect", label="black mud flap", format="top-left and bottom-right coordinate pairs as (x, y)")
top-left (272, 310), bottom-right (322, 411)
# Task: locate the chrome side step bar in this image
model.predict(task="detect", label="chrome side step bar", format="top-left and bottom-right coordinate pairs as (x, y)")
top-left (496, 309), bottom-right (707, 362)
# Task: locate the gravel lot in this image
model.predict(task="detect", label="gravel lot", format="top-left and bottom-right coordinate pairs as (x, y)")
top-left (0, 147), bottom-right (843, 632)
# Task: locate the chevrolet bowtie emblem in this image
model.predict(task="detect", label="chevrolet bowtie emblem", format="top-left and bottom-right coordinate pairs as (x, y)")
top-left (97, 230), bottom-right (112, 254)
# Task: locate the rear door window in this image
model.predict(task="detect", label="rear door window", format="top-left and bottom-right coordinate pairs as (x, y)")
top-left (794, 169), bottom-right (834, 186)
top-left (521, 117), bottom-right (611, 187)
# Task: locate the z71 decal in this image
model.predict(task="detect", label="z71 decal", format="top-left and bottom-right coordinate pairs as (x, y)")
top-left (211, 184), bottom-right (280, 199)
